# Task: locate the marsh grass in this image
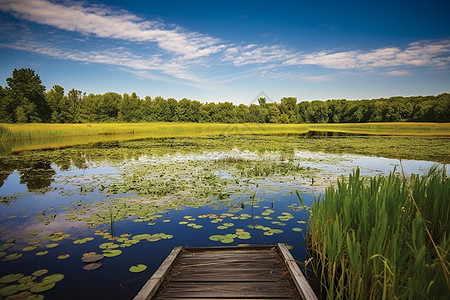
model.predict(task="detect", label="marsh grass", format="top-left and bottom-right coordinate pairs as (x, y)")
top-left (307, 167), bottom-right (449, 299)
top-left (1, 122), bottom-right (448, 141)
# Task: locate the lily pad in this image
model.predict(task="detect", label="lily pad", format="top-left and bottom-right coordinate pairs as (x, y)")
top-left (24, 294), bottom-right (44, 300)
top-left (30, 282), bottom-right (55, 293)
top-left (17, 281), bottom-right (37, 291)
top-left (0, 243), bottom-right (15, 251)
top-left (22, 246), bottom-right (38, 252)
top-left (36, 251), bottom-right (48, 256)
top-left (0, 273), bottom-right (24, 283)
top-left (42, 274), bottom-right (64, 283)
top-left (146, 236), bottom-right (162, 242)
top-left (18, 275), bottom-right (36, 284)
top-left (57, 254), bottom-right (70, 260)
top-left (129, 264), bottom-right (147, 273)
top-left (103, 249), bottom-right (122, 257)
top-left (81, 254), bottom-right (104, 263)
top-left (83, 262), bottom-right (102, 271)
top-left (99, 242), bottom-right (119, 249)
top-left (292, 227), bottom-right (303, 232)
top-left (46, 243), bottom-right (59, 248)
top-left (4, 253), bottom-right (22, 260)
top-left (32, 269), bottom-right (48, 277)
top-left (0, 284), bottom-right (20, 297)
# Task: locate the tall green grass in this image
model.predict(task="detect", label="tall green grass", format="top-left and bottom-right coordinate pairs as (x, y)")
top-left (307, 167), bottom-right (449, 299)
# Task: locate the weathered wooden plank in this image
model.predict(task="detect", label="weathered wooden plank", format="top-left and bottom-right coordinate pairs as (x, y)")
top-left (169, 270), bottom-right (289, 281)
top-left (185, 245), bottom-right (276, 251)
top-left (277, 243), bottom-right (318, 300)
top-left (135, 245), bottom-right (315, 300)
top-left (133, 246), bottom-right (182, 300)
top-left (155, 281), bottom-right (299, 298)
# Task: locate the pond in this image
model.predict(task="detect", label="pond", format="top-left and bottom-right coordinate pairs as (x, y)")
top-left (0, 134), bottom-right (448, 299)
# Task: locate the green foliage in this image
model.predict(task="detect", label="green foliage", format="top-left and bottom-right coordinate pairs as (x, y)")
top-left (307, 168), bottom-right (450, 299)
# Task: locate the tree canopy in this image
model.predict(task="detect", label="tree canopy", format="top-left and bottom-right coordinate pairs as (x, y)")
top-left (1, 68), bottom-right (449, 124)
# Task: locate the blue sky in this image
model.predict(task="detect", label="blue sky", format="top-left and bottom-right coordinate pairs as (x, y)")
top-left (0, 0), bottom-right (449, 104)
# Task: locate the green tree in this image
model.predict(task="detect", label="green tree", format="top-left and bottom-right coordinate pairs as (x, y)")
top-left (5, 68), bottom-right (50, 122)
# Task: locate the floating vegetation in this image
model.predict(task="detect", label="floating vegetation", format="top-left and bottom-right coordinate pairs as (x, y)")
top-left (4, 253), bottom-right (22, 261)
top-left (73, 237), bottom-right (94, 245)
top-left (0, 271), bottom-right (63, 298)
top-left (1, 133), bottom-right (447, 299)
top-left (209, 229), bottom-right (252, 244)
top-left (129, 264), bottom-right (147, 273)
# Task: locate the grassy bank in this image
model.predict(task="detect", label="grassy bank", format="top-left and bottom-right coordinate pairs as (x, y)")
top-left (1, 122), bottom-right (449, 141)
top-left (307, 167), bottom-right (449, 299)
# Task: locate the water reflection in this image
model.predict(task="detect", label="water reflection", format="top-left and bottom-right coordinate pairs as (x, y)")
top-left (19, 160), bottom-right (56, 192)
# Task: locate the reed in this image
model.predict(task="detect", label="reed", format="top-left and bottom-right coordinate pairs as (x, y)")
top-left (1, 122), bottom-right (448, 142)
top-left (307, 167), bottom-right (449, 299)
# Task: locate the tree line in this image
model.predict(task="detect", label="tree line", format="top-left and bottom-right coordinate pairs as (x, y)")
top-left (1, 68), bottom-right (449, 124)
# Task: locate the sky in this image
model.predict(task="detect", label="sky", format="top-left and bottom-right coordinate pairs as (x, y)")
top-left (0, 0), bottom-right (449, 104)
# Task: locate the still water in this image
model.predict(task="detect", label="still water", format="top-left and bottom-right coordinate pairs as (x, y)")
top-left (0, 134), bottom-right (446, 299)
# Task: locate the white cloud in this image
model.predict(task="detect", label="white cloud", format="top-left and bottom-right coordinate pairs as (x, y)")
top-left (287, 40), bottom-right (450, 70)
top-left (0, 39), bottom-right (205, 83)
top-left (0, 0), bottom-right (225, 59)
top-left (384, 70), bottom-right (412, 76)
top-left (223, 45), bottom-right (294, 66)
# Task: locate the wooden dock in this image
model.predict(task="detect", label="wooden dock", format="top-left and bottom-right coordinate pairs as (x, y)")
top-left (134, 243), bottom-right (317, 300)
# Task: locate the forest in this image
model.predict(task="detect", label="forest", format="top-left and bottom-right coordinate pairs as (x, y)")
top-left (1, 68), bottom-right (449, 124)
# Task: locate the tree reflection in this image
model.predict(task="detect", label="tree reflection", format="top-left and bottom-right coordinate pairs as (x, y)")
top-left (19, 160), bottom-right (56, 192)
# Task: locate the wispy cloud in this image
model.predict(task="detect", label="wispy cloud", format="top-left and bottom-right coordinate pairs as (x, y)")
top-left (223, 44), bottom-right (294, 66)
top-left (286, 39), bottom-right (450, 70)
top-left (0, 0), bottom-right (225, 59)
top-left (0, 39), bottom-right (205, 83)
top-left (0, 0), bottom-right (448, 89)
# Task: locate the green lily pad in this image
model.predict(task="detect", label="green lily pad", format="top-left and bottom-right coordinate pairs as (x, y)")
top-left (36, 251), bottom-right (48, 256)
top-left (24, 294), bottom-right (44, 300)
top-left (46, 243), bottom-right (59, 248)
top-left (0, 252), bottom-right (6, 258)
top-left (209, 235), bottom-right (222, 241)
top-left (178, 221), bottom-right (188, 225)
top-left (146, 236), bottom-right (162, 242)
top-left (0, 273), bottom-right (24, 283)
top-left (22, 246), bottom-right (38, 252)
top-left (0, 284), bottom-right (20, 296)
top-left (30, 282), bottom-right (55, 293)
top-left (220, 238), bottom-right (234, 244)
top-left (18, 275), bottom-right (36, 284)
top-left (83, 262), bottom-right (102, 270)
top-left (57, 254), bottom-right (70, 260)
top-left (42, 274), bottom-right (64, 283)
top-left (17, 281), bottom-right (37, 291)
top-left (129, 264), bottom-right (147, 273)
top-left (32, 269), bottom-right (48, 277)
top-left (0, 243), bottom-right (15, 251)
top-left (4, 253), bottom-right (22, 260)
top-left (292, 227), bottom-right (303, 232)
top-left (99, 242), bottom-right (119, 249)
top-left (103, 249), bottom-right (122, 257)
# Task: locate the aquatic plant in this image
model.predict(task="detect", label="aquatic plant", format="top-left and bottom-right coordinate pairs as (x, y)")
top-left (307, 167), bottom-right (449, 299)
